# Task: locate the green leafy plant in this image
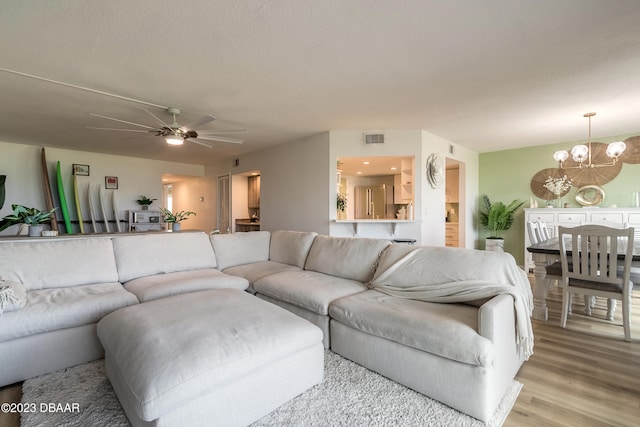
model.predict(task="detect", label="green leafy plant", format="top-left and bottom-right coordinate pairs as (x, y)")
top-left (136, 196), bottom-right (157, 206)
top-left (160, 208), bottom-right (196, 223)
top-left (0, 204), bottom-right (57, 232)
top-left (337, 193), bottom-right (347, 212)
top-left (479, 195), bottom-right (525, 239)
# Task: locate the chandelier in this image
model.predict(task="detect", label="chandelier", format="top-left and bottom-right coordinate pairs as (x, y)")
top-left (553, 112), bottom-right (626, 169)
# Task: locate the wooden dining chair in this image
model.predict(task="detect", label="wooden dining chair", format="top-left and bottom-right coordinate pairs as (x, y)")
top-left (579, 221), bottom-right (631, 319)
top-left (558, 225), bottom-right (635, 341)
top-left (528, 221), bottom-right (565, 301)
top-left (527, 220), bottom-right (541, 245)
top-left (536, 220), bottom-right (551, 241)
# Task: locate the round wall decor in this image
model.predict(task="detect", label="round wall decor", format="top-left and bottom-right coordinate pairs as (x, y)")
top-left (426, 153), bottom-right (443, 189)
top-left (575, 185), bottom-right (605, 206)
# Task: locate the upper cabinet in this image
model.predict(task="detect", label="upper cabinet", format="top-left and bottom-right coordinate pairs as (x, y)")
top-left (393, 158), bottom-right (414, 204)
top-left (248, 175), bottom-right (261, 208)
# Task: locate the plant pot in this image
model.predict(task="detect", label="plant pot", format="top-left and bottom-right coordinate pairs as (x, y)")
top-left (171, 223), bottom-right (181, 232)
top-left (485, 238), bottom-right (504, 252)
top-left (141, 205), bottom-right (149, 211)
top-left (28, 225), bottom-right (43, 237)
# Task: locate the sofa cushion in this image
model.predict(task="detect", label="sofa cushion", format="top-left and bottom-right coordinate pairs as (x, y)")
top-left (222, 261), bottom-right (300, 287)
top-left (0, 283), bottom-right (138, 343)
top-left (113, 232), bottom-right (217, 283)
top-left (329, 290), bottom-right (494, 367)
top-left (210, 231), bottom-right (271, 270)
top-left (304, 236), bottom-right (390, 283)
top-left (124, 269), bottom-right (249, 302)
top-left (0, 238), bottom-right (119, 290)
top-left (269, 230), bottom-right (317, 269)
top-left (254, 270), bottom-right (366, 316)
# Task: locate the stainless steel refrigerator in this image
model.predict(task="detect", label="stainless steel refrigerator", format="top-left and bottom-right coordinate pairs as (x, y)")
top-left (354, 184), bottom-right (394, 219)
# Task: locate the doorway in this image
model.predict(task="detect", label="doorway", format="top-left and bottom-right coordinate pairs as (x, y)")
top-left (445, 159), bottom-right (465, 248)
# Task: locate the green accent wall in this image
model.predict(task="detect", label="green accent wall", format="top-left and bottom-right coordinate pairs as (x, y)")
top-left (479, 133), bottom-right (640, 265)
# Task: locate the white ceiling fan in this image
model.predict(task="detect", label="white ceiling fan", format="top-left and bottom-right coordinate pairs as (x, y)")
top-left (87, 107), bottom-right (246, 148)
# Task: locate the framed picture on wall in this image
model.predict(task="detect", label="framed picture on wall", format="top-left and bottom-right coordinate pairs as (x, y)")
top-left (72, 164), bottom-right (90, 176)
top-left (105, 176), bottom-right (118, 189)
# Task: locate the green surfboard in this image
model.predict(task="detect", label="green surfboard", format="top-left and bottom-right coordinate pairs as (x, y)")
top-left (56, 161), bottom-right (73, 234)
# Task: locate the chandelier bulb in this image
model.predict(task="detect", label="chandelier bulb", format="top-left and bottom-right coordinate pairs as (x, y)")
top-left (606, 141), bottom-right (626, 158)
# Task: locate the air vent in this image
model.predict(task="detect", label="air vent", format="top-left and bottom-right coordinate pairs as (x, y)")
top-left (364, 133), bottom-right (385, 144)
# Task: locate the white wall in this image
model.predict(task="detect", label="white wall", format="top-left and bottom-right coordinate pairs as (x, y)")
top-left (168, 176), bottom-right (211, 231)
top-left (420, 131), bottom-right (479, 248)
top-left (231, 174), bottom-right (249, 231)
top-left (0, 141), bottom-right (204, 235)
top-left (207, 133), bottom-right (331, 234)
top-left (328, 130), bottom-right (479, 247)
top-left (329, 130), bottom-right (423, 241)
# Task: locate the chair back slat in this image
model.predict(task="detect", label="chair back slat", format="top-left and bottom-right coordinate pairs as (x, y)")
top-left (527, 221), bottom-right (540, 244)
top-left (537, 220), bottom-right (551, 241)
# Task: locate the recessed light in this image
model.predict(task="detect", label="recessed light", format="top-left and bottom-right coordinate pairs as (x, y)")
top-left (362, 161), bottom-right (370, 165)
top-left (356, 171), bottom-right (363, 175)
top-left (390, 167), bottom-right (397, 170)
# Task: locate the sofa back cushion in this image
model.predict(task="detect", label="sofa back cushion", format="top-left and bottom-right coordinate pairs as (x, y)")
top-left (113, 232), bottom-right (217, 283)
top-left (269, 230), bottom-right (317, 268)
top-left (304, 235), bottom-right (391, 283)
top-left (210, 231), bottom-right (271, 270)
top-left (0, 238), bottom-right (119, 290)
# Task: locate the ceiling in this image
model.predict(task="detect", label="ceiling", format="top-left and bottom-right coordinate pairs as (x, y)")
top-left (2, 1), bottom-right (640, 165)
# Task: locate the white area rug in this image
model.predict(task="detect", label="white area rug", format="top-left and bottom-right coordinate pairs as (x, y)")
top-left (21, 351), bottom-right (521, 427)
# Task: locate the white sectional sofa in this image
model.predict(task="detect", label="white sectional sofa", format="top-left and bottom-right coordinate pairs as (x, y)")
top-left (0, 229), bottom-right (533, 423)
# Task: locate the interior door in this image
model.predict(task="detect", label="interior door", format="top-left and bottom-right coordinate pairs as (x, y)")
top-left (217, 173), bottom-right (231, 233)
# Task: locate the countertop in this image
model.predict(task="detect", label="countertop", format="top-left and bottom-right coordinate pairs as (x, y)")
top-left (235, 219), bottom-right (260, 226)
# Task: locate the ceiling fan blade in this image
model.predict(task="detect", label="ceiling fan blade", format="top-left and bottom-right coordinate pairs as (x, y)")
top-left (182, 115), bottom-right (216, 131)
top-left (86, 127), bottom-right (151, 133)
top-left (138, 107), bottom-right (174, 130)
top-left (89, 113), bottom-right (157, 130)
top-left (189, 138), bottom-right (215, 148)
top-left (196, 129), bottom-right (248, 135)
top-left (195, 135), bottom-right (244, 144)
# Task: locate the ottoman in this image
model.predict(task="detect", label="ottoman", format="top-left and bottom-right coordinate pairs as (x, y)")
top-left (97, 289), bottom-right (324, 427)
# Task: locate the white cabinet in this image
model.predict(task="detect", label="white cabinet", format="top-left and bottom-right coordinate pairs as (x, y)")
top-left (128, 210), bottom-right (166, 232)
top-left (524, 208), bottom-right (640, 272)
top-left (393, 159), bottom-right (413, 204)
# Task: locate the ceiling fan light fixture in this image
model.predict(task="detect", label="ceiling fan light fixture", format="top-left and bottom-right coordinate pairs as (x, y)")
top-left (165, 135), bottom-right (184, 145)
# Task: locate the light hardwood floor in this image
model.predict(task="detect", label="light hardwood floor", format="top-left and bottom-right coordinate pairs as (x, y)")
top-left (1, 279), bottom-right (639, 427)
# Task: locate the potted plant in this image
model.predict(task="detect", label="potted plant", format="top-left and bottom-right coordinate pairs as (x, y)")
top-left (136, 196), bottom-right (157, 210)
top-left (160, 208), bottom-right (196, 232)
top-left (0, 204), bottom-right (58, 236)
top-left (479, 195), bottom-right (525, 252)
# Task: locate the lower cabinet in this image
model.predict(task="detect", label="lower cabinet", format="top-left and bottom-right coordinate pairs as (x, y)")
top-left (445, 223), bottom-right (459, 247)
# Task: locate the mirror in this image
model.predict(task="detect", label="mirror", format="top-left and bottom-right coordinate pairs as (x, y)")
top-left (337, 156), bottom-right (414, 220)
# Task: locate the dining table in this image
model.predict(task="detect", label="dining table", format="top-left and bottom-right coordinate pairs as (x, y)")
top-left (526, 237), bottom-right (640, 321)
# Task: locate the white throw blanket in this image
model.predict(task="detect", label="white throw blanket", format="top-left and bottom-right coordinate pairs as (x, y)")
top-left (369, 247), bottom-right (534, 360)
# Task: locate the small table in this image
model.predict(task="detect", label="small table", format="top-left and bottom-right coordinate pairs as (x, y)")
top-left (527, 237), bottom-right (640, 321)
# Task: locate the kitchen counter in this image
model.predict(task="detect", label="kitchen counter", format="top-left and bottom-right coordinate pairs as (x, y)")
top-left (235, 219), bottom-right (260, 232)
